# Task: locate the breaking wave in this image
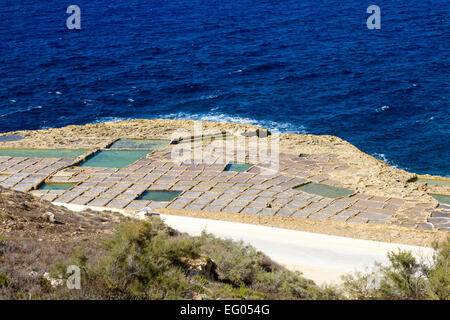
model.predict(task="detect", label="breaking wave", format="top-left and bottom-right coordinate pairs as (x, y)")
top-left (162, 111), bottom-right (307, 134)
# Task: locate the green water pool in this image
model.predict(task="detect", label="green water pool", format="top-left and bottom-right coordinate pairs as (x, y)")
top-left (0, 149), bottom-right (87, 159)
top-left (39, 182), bottom-right (77, 190)
top-left (138, 190), bottom-right (182, 202)
top-left (417, 178), bottom-right (450, 187)
top-left (224, 162), bottom-right (253, 172)
top-left (295, 182), bottom-right (354, 198)
top-left (79, 150), bottom-right (150, 168)
top-left (109, 138), bottom-right (169, 150)
top-left (430, 194), bottom-right (450, 205)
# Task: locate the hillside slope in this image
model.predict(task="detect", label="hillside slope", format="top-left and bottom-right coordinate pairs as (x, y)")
top-left (0, 187), bottom-right (334, 300)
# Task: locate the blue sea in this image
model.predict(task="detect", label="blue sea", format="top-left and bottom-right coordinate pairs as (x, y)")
top-left (0, 1), bottom-right (448, 176)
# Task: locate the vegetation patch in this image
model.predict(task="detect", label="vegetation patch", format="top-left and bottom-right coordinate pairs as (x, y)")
top-left (1, 184), bottom-right (448, 300)
top-left (42, 218), bottom-right (336, 300)
top-left (342, 237), bottom-right (450, 300)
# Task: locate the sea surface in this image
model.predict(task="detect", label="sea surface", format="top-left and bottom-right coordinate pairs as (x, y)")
top-left (0, 1), bottom-right (448, 176)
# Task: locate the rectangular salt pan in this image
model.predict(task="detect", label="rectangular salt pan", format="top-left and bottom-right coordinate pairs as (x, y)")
top-left (224, 162), bottom-right (253, 172)
top-left (295, 182), bottom-right (354, 199)
top-left (79, 150), bottom-right (150, 168)
top-left (0, 149), bottom-right (87, 159)
top-left (431, 194), bottom-right (450, 205)
top-left (417, 178), bottom-right (450, 187)
top-left (39, 182), bottom-right (77, 191)
top-left (138, 190), bottom-right (182, 202)
top-left (109, 138), bottom-right (169, 150)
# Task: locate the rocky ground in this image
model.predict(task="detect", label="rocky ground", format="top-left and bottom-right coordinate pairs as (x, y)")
top-left (0, 186), bottom-right (120, 242)
top-left (0, 119), bottom-right (262, 149)
top-left (0, 187), bottom-right (331, 300)
top-left (0, 186), bottom-right (121, 299)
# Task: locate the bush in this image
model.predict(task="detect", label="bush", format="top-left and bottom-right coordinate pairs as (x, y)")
top-left (196, 232), bottom-right (337, 299)
top-left (99, 218), bottom-right (199, 299)
top-left (341, 237), bottom-right (450, 300)
top-left (44, 218), bottom-right (339, 300)
top-left (53, 218), bottom-right (200, 299)
top-left (8, 215), bottom-right (448, 300)
top-left (0, 273), bottom-right (10, 288)
top-left (427, 237), bottom-right (450, 300)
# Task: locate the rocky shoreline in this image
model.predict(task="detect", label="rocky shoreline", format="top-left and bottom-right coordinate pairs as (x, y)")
top-left (1, 119), bottom-right (448, 200)
top-left (0, 119), bottom-right (449, 245)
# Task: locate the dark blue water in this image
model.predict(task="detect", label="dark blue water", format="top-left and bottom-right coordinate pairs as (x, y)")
top-left (1, 1), bottom-right (448, 176)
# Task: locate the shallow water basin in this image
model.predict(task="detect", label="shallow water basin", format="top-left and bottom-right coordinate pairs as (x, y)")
top-left (109, 138), bottom-right (169, 150)
top-left (79, 150), bottom-right (150, 168)
top-left (138, 190), bottom-right (182, 202)
top-left (416, 178), bottom-right (450, 187)
top-left (430, 194), bottom-right (450, 205)
top-left (0, 149), bottom-right (87, 159)
top-left (39, 182), bottom-right (77, 191)
top-left (295, 182), bottom-right (354, 198)
top-left (224, 162), bottom-right (253, 172)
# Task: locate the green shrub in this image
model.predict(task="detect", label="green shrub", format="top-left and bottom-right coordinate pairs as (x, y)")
top-left (43, 218), bottom-right (340, 300)
top-left (197, 233), bottom-right (267, 287)
top-left (0, 273), bottom-right (10, 288)
top-left (78, 218), bottom-right (200, 299)
top-left (342, 237), bottom-right (450, 300)
top-left (427, 237), bottom-right (450, 300)
top-left (13, 216), bottom-right (449, 300)
top-left (196, 232), bottom-right (335, 299)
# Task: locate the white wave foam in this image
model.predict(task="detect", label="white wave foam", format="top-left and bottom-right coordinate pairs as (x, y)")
top-left (0, 105), bottom-right (43, 118)
top-left (414, 115), bottom-right (437, 124)
top-left (162, 111), bottom-right (306, 134)
top-left (177, 94), bottom-right (222, 105)
top-left (372, 153), bottom-right (400, 169)
top-left (201, 94), bottom-right (219, 100)
top-left (82, 99), bottom-right (93, 105)
top-left (90, 116), bottom-right (133, 124)
top-left (80, 111), bottom-right (305, 135)
top-left (376, 105), bottom-right (390, 113)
